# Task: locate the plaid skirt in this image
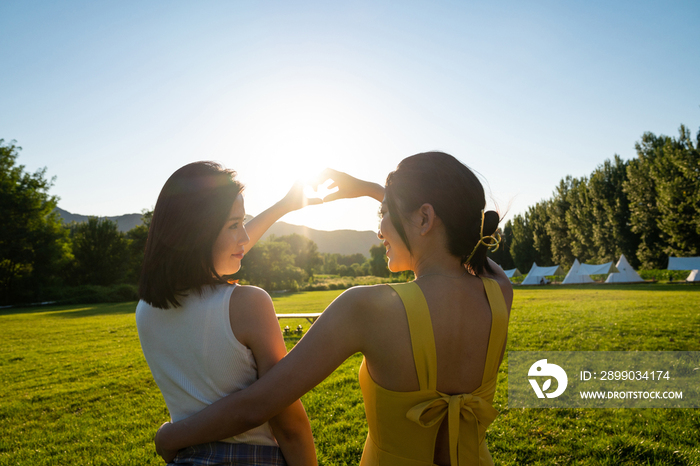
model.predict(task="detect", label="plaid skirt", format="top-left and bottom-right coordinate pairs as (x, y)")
top-left (170, 442), bottom-right (287, 466)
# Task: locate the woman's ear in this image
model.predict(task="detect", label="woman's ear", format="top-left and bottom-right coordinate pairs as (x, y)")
top-left (417, 203), bottom-right (436, 235)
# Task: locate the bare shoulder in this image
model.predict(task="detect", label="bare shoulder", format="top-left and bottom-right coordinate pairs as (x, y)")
top-left (228, 285), bottom-right (279, 349)
top-left (331, 283), bottom-right (397, 314)
top-left (230, 284), bottom-right (273, 308)
top-left (316, 284), bottom-right (401, 332)
top-left (309, 284), bottom-right (401, 356)
top-left (481, 263), bottom-right (514, 313)
top-left (489, 274), bottom-right (513, 313)
top-left (229, 285), bottom-right (275, 324)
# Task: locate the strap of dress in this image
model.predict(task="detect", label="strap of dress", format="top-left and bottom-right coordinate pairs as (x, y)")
top-left (388, 282), bottom-right (437, 391)
top-left (479, 277), bottom-right (508, 386)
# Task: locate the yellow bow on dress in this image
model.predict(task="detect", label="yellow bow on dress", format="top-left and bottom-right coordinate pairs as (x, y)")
top-left (406, 393), bottom-right (499, 466)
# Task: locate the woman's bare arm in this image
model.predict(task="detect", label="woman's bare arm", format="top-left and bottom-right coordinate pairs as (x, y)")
top-left (319, 168), bottom-right (385, 203)
top-left (243, 169), bottom-right (383, 255)
top-left (242, 182), bottom-right (322, 255)
top-left (155, 286), bottom-right (376, 456)
top-left (229, 286), bottom-right (317, 466)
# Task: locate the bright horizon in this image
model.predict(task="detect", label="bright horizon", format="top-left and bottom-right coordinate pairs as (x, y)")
top-left (2, 1), bottom-right (698, 233)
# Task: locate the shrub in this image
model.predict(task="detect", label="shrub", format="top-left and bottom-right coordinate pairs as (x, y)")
top-left (109, 283), bottom-right (139, 301)
top-left (29, 283), bottom-right (139, 306)
top-left (638, 269), bottom-right (691, 282)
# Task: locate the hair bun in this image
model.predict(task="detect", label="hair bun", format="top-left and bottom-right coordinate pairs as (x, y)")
top-left (483, 210), bottom-right (500, 236)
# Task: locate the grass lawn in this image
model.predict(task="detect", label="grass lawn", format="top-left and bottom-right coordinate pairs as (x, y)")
top-left (1, 284), bottom-right (699, 465)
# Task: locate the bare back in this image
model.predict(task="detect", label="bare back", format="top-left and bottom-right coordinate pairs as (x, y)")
top-left (360, 273), bottom-right (512, 465)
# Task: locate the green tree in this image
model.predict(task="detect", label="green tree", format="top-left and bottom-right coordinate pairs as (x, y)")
top-left (0, 140), bottom-right (71, 304)
top-left (587, 156), bottom-right (639, 266)
top-left (337, 253), bottom-right (366, 267)
top-left (369, 243), bottom-right (390, 277)
top-left (235, 239), bottom-right (306, 291)
top-left (322, 253), bottom-right (340, 275)
top-left (652, 125), bottom-right (700, 256)
top-left (625, 143), bottom-right (665, 268)
top-left (125, 210), bottom-right (152, 283)
top-left (275, 234), bottom-right (323, 276)
top-left (565, 176), bottom-right (595, 263)
top-left (624, 126), bottom-right (700, 268)
top-left (546, 177), bottom-right (576, 268)
top-left (528, 201), bottom-right (553, 266)
top-left (508, 215), bottom-right (537, 273)
top-left (70, 217), bottom-right (129, 286)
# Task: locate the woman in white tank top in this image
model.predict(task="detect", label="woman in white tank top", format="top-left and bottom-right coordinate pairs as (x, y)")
top-left (135, 161), bottom-right (319, 466)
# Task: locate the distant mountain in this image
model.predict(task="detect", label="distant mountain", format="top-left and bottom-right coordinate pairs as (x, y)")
top-left (261, 221), bottom-right (381, 257)
top-left (55, 209), bottom-right (381, 257)
top-left (54, 208), bottom-right (144, 233)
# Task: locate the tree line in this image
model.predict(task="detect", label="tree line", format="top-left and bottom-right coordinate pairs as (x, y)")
top-left (0, 137), bottom-right (153, 305)
top-left (3, 125), bottom-right (697, 303)
top-left (1, 138), bottom-right (390, 305)
top-left (489, 125), bottom-right (700, 273)
top-left (230, 235), bottom-right (391, 291)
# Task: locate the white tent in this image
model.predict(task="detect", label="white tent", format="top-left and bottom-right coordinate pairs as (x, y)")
top-left (562, 259), bottom-right (593, 284)
top-left (522, 263), bottom-right (564, 285)
top-left (563, 259), bottom-right (618, 284)
top-left (668, 257), bottom-right (700, 282)
top-left (503, 268), bottom-right (522, 284)
top-left (605, 255), bottom-right (644, 283)
top-left (579, 261), bottom-right (619, 276)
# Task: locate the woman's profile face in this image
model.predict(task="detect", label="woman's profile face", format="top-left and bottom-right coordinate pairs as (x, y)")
top-left (378, 199), bottom-right (412, 272)
top-left (211, 194), bottom-right (249, 276)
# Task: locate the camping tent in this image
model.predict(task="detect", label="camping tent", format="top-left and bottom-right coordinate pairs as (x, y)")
top-left (668, 257), bottom-right (700, 282)
top-left (562, 259), bottom-right (593, 284)
top-left (579, 261), bottom-right (618, 276)
top-left (521, 263), bottom-right (564, 285)
top-left (503, 268), bottom-right (522, 284)
top-left (562, 259), bottom-right (619, 284)
top-left (605, 255), bottom-right (644, 283)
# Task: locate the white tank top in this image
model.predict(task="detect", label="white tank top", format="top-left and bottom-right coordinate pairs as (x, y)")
top-left (135, 284), bottom-right (277, 446)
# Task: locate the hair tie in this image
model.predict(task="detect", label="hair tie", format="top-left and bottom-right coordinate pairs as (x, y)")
top-left (465, 210), bottom-right (501, 264)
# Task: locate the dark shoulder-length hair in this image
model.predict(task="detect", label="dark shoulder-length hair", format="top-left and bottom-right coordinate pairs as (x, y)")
top-left (138, 161), bottom-right (244, 309)
top-left (384, 151), bottom-right (499, 276)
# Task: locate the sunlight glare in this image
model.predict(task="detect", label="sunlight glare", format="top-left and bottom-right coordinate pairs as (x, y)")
top-left (303, 178), bottom-right (338, 201)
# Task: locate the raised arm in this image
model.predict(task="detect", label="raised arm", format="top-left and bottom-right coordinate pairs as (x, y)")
top-left (242, 182), bottom-right (323, 254)
top-left (244, 169), bottom-right (384, 254)
top-left (319, 168), bottom-right (385, 203)
top-left (155, 286), bottom-right (377, 460)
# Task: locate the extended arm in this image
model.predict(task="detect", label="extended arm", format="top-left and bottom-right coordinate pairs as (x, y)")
top-left (319, 168), bottom-right (385, 203)
top-left (243, 169), bottom-right (383, 255)
top-left (242, 182), bottom-right (322, 255)
top-left (156, 287), bottom-right (372, 456)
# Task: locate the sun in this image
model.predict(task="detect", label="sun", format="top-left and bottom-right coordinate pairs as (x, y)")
top-left (303, 178), bottom-right (338, 202)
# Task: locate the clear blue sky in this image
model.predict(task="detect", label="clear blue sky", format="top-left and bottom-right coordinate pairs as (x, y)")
top-left (2, 1), bottom-right (698, 232)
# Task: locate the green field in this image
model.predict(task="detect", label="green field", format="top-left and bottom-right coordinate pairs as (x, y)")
top-left (2, 284), bottom-right (699, 465)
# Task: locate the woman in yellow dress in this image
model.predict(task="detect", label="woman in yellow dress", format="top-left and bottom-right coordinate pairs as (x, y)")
top-left (155, 152), bottom-right (513, 466)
